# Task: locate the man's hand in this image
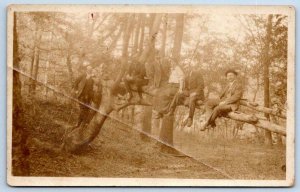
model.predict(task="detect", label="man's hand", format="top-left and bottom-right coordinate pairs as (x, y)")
top-left (219, 101), bottom-right (227, 106)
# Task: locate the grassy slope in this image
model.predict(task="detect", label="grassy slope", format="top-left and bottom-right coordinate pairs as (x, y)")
top-left (24, 100), bottom-right (226, 179)
top-left (18, 99), bottom-right (285, 180)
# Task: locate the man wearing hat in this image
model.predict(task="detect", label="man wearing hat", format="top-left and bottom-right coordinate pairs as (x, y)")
top-left (72, 64), bottom-right (96, 128)
top-left (200, 69), bottom-right (243, 131)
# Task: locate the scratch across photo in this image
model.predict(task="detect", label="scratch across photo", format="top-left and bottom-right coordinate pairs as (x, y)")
top-left (6, 4), bottom-right (295, 186)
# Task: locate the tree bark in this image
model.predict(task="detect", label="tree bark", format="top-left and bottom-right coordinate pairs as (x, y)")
top-left (31, 29), bottom-right (42, 93)
top-left (12, 12), bottom-right (30, 176)
top-left (139, 14), bottom-right (162, 63)
top-left (132, 14), bottom-right (141, 54)
top-left (172, 14), bottom-right (184, 61)
top-left (240, 100), bottom-right (286, 119)
top-left (159, 14), bottom-right (184, 147)
top-left (139, 107), bottom-right (152, 141)
top-left (160, 14), bottom-right (168, 57)
top-left (107, 24), bottom-right (124, 53)
top-left (66, 52), bottom-right (73, 82)
top-left (263, 15), bottom-right (273, 145)
top-left (138, 14), bottom-right (146, 52)
top-left (159, 115), bottom-right (174, 145)
top-left (227, 112), bottom-right (286, 136)
top-left (63, 14), bottom-right (162, 153)
top-left (139, 14), bottom-right (162, 140)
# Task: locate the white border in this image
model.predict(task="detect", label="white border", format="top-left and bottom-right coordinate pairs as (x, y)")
top-left (6, 4), bottom-right (295, 186)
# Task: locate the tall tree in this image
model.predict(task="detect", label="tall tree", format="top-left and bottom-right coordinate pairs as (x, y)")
top-left (12, 12), bottom-right (30, 175)
top-left (159, 14), bottom-right (184, 147)
top-left (29, 28), bottom-right (42, 93)
top-left (263, 14), bottom-right (273, 145)
top-left (62, 14), bottom-right (163, 152)
top-left (138, 14), bottom-right (146, 52)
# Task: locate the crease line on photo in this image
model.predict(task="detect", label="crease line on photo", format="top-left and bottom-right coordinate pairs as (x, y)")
top-left (9, 66), bottom-right (234, 179)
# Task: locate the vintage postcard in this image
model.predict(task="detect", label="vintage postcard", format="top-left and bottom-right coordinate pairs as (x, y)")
top-left (7, 4), bottom-right (295, 186)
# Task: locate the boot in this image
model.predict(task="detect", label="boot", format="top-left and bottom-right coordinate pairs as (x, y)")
top-left (200, 122), bottom-right (208, 131)
top-left (200, 121), bottom-right (216, 131)
top-left (153, 110), bottom-right (163, 119)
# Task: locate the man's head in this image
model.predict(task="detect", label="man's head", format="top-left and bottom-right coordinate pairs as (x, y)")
top-left (169, 57), bottom-right (179, 68)
top-left (182, 64), bottom-right (191, 74)
top-left (83, 60), bottom-right (90, 67)
top-left (225, 69), bottom-right (238, 82)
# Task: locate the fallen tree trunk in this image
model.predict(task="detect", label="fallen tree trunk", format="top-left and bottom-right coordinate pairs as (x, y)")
top-left (181, 97), bottom-right (286, 136)
top-left (240, 100), bottom-right (286, 119)
top-left (227, 112), bottom-right (286, 136)
top-left (120, 89), bottom-right (287, 135)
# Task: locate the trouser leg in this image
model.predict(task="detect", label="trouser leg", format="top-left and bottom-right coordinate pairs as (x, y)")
top-left (124, 79), bottom-right (133, 99)
top-left (207, 104), bottom-right (232, 127)
top-left (204, 99), bottom-right (220, 122)
top-left (188, 95), bottom-right (197, 119)
top-left (167, 92), bottom-right (183, 114)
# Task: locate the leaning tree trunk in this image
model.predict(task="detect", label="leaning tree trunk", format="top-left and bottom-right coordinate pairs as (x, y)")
top-left (63, 14), bottom-right (162, 153)
top-left (159, 13), bottom-right (184, 147)
top-left (63, 14), bottom-right (135, 153)
top-left (263, 14), bottom-right (273, 145)
top-left (12, 12), bottom-right (30, 176)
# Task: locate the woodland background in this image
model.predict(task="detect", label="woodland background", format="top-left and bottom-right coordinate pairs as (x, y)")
top-left (11, 11), bottom-right (287, 179)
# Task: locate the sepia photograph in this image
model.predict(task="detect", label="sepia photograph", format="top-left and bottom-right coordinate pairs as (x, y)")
top-left (7, 5), bottom-right (295, 186)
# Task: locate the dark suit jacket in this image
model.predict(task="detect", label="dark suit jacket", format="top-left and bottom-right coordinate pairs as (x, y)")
top-left (185, 70), bottom-right (205, 100)
top-left (73, 73), bottom-right (94, 102)
top-left (220, 80), bottom-right (243, 111)
top-left (128, 60), bottom-right (146, 79)
top-left (91, 84), bottom-right (102, 108)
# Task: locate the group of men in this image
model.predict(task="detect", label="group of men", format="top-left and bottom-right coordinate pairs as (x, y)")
top-left (152, 58), bottom-right (244, 131)
top-left (71, 56), bottom-right (244, 133)
top-left (71, 64), bottom-right (103, 130)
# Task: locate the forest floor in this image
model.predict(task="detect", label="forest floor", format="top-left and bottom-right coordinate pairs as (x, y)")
top-left (174, 132), bottom-right (286, 180)
top-left (24, 99), bottom-right (226, 179)
top-left (21, 98), bottom-right (285, 180)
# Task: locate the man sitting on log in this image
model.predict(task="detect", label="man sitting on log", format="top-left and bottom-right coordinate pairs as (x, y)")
top-left (152, 58), bottom-right (185, 119)
top-left (200, 69), bottom-right (243, 131)
top-left (167, 65), bottom-right (205, 127)
top-left (124, 54), bottom-right (149, 102)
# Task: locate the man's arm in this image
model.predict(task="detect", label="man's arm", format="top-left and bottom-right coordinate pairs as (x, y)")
top-left (219, 85), bottom-right (228, 99)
